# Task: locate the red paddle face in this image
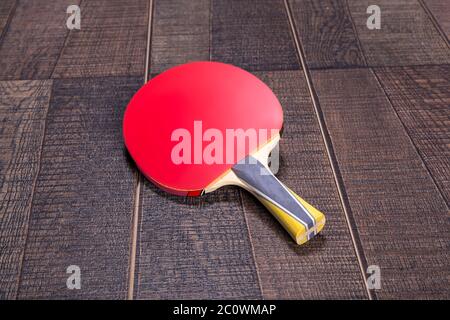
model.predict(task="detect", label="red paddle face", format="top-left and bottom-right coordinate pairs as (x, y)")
top-left (123, 62), bottom-right (283, 195)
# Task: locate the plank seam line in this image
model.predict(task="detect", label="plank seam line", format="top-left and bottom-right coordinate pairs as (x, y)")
top-left (344, 0), bottom-right (368, 67)
top-left (306, 63), bottom-right (450, 71)
top-left (127, 0), bottom-right (154, 301)
top-left (209, 0), bottom-right (212, 61)
top-left (238, 191), bottom-right (264, 299)
top-left (0, 63), bottom-right (442, 84)
top-left (15, 79), bottom-right (54, 299)
top-left (283, 0), bottom-right (374, 300)
top-left (0, 0), bottom-right (18, 44)
top-left (50, 0), bottom-right (84, 78)
top-left (370, 68), bottom-right (450, 210)
top-left (418, 0), bottom-right (450, 48)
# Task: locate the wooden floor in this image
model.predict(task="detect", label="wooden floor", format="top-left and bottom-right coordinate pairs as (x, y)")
top-left (0, 0), bottom-right (449, 300)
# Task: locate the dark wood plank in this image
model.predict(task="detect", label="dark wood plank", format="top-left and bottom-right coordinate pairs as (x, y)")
top-left (374, 65), bottom-right (450, 206)
top-left (211, 0), bottom-right (300, 71)
top-left (0, 80), bottom-right (52, 299)
top-left (348, 0), bottom-right (450, 66)
top-left (0, 0), bottom-right (15, 38)
top-left (17, 77), bottom-right (141, 299)
top-left (423, 0), bottom-right (450, 40)
top-left (136, 183), bottom-right (262, 299)
top-left (52, 0), bottom-right (149, 78)
top-left (288, 0), bottom-right (366, 69)
top-left (243, 71), bottom-right (368, 299)
top-left (311, 68), bottom-right (450, 299)
top-left (150, 0), bottom-right (209, 74)
top-left (0, 0), bottom-right (78, 80)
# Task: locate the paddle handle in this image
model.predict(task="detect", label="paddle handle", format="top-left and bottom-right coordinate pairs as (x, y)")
top-left (231, 156), bottom-right (325, 245)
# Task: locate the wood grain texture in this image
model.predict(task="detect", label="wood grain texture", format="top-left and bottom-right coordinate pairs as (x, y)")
top-left (150, 0), bottom-right (210, 74)
top-left (288, 0), bottom-right (366, 69)
top-left (348, 0), bottom-right (450, 66)
top-left (17, 77), bottom-right (141, 299)
top-left (243, 71), bottom-right (367, 299)
top-left (0, 0), bottom-right (15, 38)
top-left (135, 182), bottom-right (262, 299)
top-left (0, 0), bottom-right (78, 80)
top-left (423, 0), bottom-right (450, 39)
top-left (374, 65), bottom-right (450, 206)
top-left (311, 68), bottom-right (450, 299)
top-left (52, 0), bottom-right (149, 78)
top-left (0, 80), bottom-right (52, 299)
top-left (211, 0), bottom-right (300, 71)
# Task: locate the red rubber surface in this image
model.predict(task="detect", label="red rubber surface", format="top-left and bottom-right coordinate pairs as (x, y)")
top-left (123, 61), bottom-right (283, 195)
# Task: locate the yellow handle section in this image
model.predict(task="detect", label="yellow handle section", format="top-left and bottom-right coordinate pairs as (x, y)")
top-left (255, 189), bottom-right (326, 245)
top-left (231, 156), bottom-right (326, 245)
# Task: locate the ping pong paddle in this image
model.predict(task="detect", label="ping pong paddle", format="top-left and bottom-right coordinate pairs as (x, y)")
top-left (123, 61), bottom-right (325, 244)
